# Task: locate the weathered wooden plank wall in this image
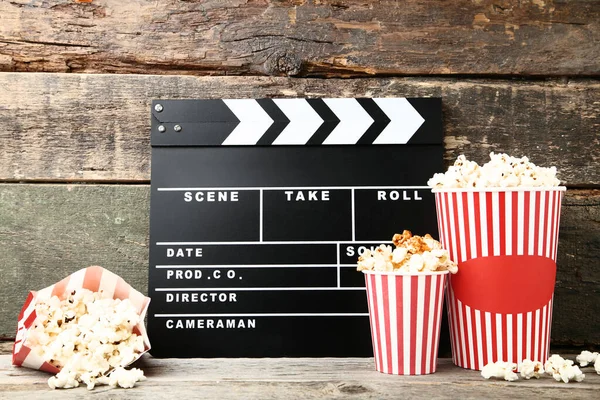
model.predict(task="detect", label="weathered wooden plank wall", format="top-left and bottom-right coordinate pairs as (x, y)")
top-left (0, 0), bottom-right (598, 76)
top-left (0, 74), bottom-right (598, 184)
top-left (0, 0), bottom-right (598, 350)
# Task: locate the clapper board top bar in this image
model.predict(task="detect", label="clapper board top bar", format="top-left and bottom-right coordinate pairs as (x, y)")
top-left (151, 98), bottom-right (442, 147)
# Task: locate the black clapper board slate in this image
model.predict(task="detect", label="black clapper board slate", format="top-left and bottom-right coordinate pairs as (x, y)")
top-left (148, 98), bottom-right (443, 357)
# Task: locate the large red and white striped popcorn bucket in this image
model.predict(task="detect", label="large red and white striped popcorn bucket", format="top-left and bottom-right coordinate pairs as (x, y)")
top-left (363, 270), bottom-right (448, 375)
top-left (433, 187), bottom-right (566, 370)
top-left (13, 266), bottom-right (151, 373)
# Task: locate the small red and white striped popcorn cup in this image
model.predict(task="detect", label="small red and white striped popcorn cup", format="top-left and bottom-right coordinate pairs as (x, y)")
top-left (433, 187), bottom-right (566, 371)
top-left (12, 266), bottom-right (151, 372)
top-left (363, 270), bottom-right (448, 375)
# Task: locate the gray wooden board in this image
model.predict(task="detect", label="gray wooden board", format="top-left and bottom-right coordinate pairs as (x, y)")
top-left (0, 0), bottom-right (598, 77)
top-left (0, 184), bottom-right (598, 349)
top-left (0, 353), bottom-right (599, 399)
top-left (0, 73), bottom-right (598, 185)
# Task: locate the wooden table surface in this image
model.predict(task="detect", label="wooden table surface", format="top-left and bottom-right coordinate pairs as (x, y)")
top-left (0, 342), bottom-right (598, 399)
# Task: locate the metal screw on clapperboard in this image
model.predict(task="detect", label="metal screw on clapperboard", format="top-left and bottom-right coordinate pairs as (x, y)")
top-left (156, 103), bottom-right (166, 133)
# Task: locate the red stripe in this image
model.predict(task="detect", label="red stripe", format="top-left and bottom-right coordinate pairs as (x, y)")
top-left (463, 305), bottom-right (472, 369)
top-left (547, 298), bottom-right (554, 362)
top-left (490, 313), bottom-right (499, 363)
top-left (12, 345), bottom-right (31, 366)
top-left (541, 191), bottom-right (549, 257)
top-left (435, 194), bottom-right (444, 245)
top-left (460, 297), bottom-right (469, 368)
top-left (480, 310), bottom-right (488, 366)
top-left (429, 275), bottom-right (441, 373)
top-left (546, 191), bottom-right (555, 258)
top-left (421, 275), bottom-right (432, 374)
top-left (534, 192), bottom-right (542, 256)
top-left (409, 276), bottom-right (419, 374)
top-left (485, 192), bottom-right (494, 257)
top-left (370, 275), bottom-right (383, 372)
top-left (537, 310), bottom-right (544, 362)
top-left (449, 192), bottom-right (460, 262)
top-left (512, 192), bottom-right (519, 256)
top-left (548, 192), bottom-right (556, 260)
top-left (438, 194), bottom-right (447, 250)
top-left (395, 275), bottom-right (404, 374)
top-left (473, 193), bottom-right (482, 259)
top-left (460, 305), bottom-right (468, 368)
top-left (451, 287), bottom-right (463, 367)
top-left (552, 191), bottom-right (561, 261)
top-left (52, 276), bottom-right (70, 298)
top-left (502, 314), bottom-right (509, 364)
top-left (83, 266), bottom-right (103, 292)
top-left (471, 306), bottom-right (477, 369)
top-left (462, 193), bottom-right (472, 261)
top-left (511, 313), bottom-right (518, 364)
top-left (40, 361), bottom-right (60, 374)
top-left (17, 292), bottom-right (35, 320)
top-left (523, 314), bottom-right (529, 361)
top-left (498, 192), bottom-right (507, 256)
top-left (523, 191), bottom-right (531, 256)
top-left (381, 275), bottom-right (392, 374)
top-left (441, 193), bottom-right (451, 258)
top-left (539, 307), bottom-right (546, 362)
top-left (23, 311), bottom-right (37, 330)
top-left (365, 276), bottom-right (377, 366)
top-left (114, 277), bottom-right (131, 300)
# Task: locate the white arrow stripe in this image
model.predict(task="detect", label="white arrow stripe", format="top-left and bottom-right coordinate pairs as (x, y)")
top-left (372, 98), bottom-right (425, 144)
top-left (221, 99), bottom-right (273, 145)
top-left (272, 99), bottom-right (323, 145)
top-left (322, 98), bottom-right (374, 145)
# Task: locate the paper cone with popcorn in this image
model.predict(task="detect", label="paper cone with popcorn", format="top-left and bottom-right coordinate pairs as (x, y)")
top-left (429, 153), bottom-right (566, 371)
top-left (358, 232), bottom-right (457, 375)
top-left (12, 266), bottom-right (151, 388)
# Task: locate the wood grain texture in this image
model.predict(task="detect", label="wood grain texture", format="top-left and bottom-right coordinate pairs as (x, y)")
top-left (0, 0), bottom-right (598, 77)
top-left (0, 73), bottom-right (598, 185)
top-left (0, 184), bottom-right (149, 339)
top-left (0, 184), bottom-right (598, 347)
top-left (1, 355), bottom-right (599, 399)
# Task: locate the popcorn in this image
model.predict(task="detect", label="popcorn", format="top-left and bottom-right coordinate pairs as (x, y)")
top-left (97, 367), bottom-right (147, 389)
top-left (519, 359), bottom-right (544, 379)
top-left (481, 361), bottom-right (519, 381)
top-left (357, 230), bottom-right (457, 274)
top-left (544, 354), bottom-right (585, 383)
top-left (428, 152), bottom-right (561, 188)
top-left (576, 350), bottom-right (598, 367)
top-left (24, 288), bottom-right (147, 390)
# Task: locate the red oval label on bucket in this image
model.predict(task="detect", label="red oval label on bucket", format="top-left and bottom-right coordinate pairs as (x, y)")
top-left (450, 255), bottom-right (556, 314)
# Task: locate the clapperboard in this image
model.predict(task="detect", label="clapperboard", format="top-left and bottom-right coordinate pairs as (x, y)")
top-left (148, 98), bottom-right (443, 357)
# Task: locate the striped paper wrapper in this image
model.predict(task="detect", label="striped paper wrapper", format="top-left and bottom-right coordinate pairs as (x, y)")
top-left (434, 187), bottom-right (566, 370)
top-left (12, 266), bottom-right (151, 373)
top-left (363, 270), bottom-right (448, 375)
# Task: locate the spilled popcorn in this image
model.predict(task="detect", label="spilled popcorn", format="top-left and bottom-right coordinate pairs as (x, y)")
top-left (576, 350), bottom-right (598, 367)
top-left (519, 359), bottom-right (544, 380)
top-left (24, 289), bottom-right (146, 390)
top-left (545, 354), bottom-right (585, 383)
top-left (576, 350), bottom-right (600, 375)
top-left (481, 361), bottom-right (519, 382)
top-left (482, 355), bottom-right (590, 383)
top-left (428, 152), bottom-right (561, 188)
top-left (356, 230), bottom-right (458, 274)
